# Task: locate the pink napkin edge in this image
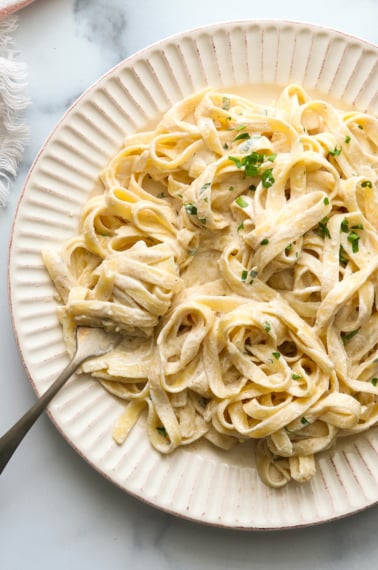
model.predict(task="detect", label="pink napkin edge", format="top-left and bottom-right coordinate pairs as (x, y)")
top-left (0, 0), bottom-right (35, 20)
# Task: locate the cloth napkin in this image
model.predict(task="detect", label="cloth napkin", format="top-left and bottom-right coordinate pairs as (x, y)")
top-left (0, 13), bottom-right (29, 207)
top-left (0, 1), bottom-right (35, 20)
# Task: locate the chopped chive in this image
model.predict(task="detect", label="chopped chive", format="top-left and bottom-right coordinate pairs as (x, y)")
top-left (236, 124), bottom-right (247, 131)
top-left (241, 270), bottom-right (248, 282)
top-left (235, 196), bottom-right (249, 208)
top-left (358, 124), bottom-right (364, 130)
top-left (267, 153), bottom-right (277, 162)
top-left (316, 216), bottom-right (331, 239)
top-left (341, 329), bottom-right (360, 344)
top-left (372, 378), bottom-right (378, 387)
top-left (223, 142), bottom-right (229, 150)
top-left (344, 135), bottom-right (351, 144)
top-left (329, 145), bottom-right (342, 156)
top-left (156, 426), bottom-right (168, 437)
top-left (229, 155), bottom-right (243, 168)
top-left (234, 132), bottom-right (251, 141)
top-left (292, 373), bottom-right (302, 380)
top-left (199, 182), bottom-right (211, 194)
top-left (260, 238), bottom-right (269, 245)
top-left (184, 203), bottom-right (197, 215)
top-left (264, 321), bottom-right (271, 333)
top-left (323, 197), bottom-right (330, 205)
top-left (301, 417), bottom-right (310, 425)
top-left (187, 247), bottom-right (198, 256)
top-left (351, 223), bottom-right (364, 230)
top-left (228, 185), bottom-right (235, 191)
top-left (341, 218), bottom-right (349, 233)
top-left (347, 231), bottom-right (360, 253)
top-left (339, 245), bottom-right (349, 266)
top-left (237, 222), bottom-right (244, 232)
top-left (198, 217), bottom-right (207, 225)
top-left (229, 151), bottom-right (265, 177)
top-left (285, 243), bottom-right (292, 254)
top-left (272, 351), bottom-right (281, 360)
top-left (361, 180), bottom-right (373, 188)
top-left (261, 168), bottom-right (275, 188)
top-left (222, 96), bottom-right (231, 110)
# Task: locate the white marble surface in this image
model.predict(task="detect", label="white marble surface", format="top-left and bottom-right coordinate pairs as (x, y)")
top-left (1, 0), bottom-right (378, 568)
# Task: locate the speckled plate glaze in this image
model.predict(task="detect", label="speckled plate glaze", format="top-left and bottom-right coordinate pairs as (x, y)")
top-left (9, 20), bottom-right (378, 529)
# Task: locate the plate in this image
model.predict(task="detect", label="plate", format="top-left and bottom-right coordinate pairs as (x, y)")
top-left (9, 20), bottom-right (378, 529)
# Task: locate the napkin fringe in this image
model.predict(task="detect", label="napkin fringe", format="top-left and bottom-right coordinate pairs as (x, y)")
top-left (0, 15), bottom-right (29, 207)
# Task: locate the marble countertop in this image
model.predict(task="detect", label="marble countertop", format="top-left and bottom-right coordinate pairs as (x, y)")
top-left (1, 0), bottom-right (378, 568)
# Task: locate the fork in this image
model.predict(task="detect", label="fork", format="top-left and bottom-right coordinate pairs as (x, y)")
top-left (0, 326), bottom-right (122, 474)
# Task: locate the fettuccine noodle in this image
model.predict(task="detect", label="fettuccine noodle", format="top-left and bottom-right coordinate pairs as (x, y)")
top-left (43, 85), bottom-right (378, 488)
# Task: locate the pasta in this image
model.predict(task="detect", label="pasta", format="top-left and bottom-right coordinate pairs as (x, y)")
top-left (42, 85), bottom-right (378, 488)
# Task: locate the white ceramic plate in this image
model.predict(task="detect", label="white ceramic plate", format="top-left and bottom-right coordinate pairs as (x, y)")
top-left (9, 20), bottom-right (378, 529)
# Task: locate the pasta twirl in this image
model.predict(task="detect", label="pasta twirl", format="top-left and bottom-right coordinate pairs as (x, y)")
top-left (43, 85), bottom-right (378, 488)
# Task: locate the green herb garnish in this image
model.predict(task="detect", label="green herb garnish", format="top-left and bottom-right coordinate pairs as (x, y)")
top-left (316, 216), bottom-right (331, 239)
top-left (237, 222), bottom-right (244, 232)
top-left (361, 180), bottom-right (373, 188)
top-left (345, 135), bottom-right (351, 144)
top-left (372, 378), bottom-right (378, 387)
top-left (339, 245), bottom-right (349, 266)
top-left (199, 182), bottom-right (211, 194)
top-left (347, 231), bottom-right (360, 253)
top-left (272, 351), bottom-right (281, 360)
top-left (156, 426), bottom-right (168, 437)
top-left (260, 238), bottom-right (269, 245)
top-left (184, 203), bottom-right (197, 215)
top-left (241, 270), bottom-right (248, 282)
top-left (229, 151), bottom-right (265, 177)
top-left (264, 321), bottom-right (271, 333)
top-left (292, 373), bottom-right (302, 380)
top-left (341, 218), bottom-right (349, 233)
top-left (323, 197), bottom-right (330, 205)
top-left (234, 132), bottom-right (251, 141)
top-left (301, 417), bottom-right (310, 425)
top-left (341, 329), bottom-right (360, 344)
top-left (188, 247), bottom-right (198, 256)
top-left (261, 168), bottom-right (275, 188)
top-left (329, 145), bottom-right (342, 156)
top-left (222, 96), bottom-right (231, 110)
top-left (235, 196), bottom-right (249, 208)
